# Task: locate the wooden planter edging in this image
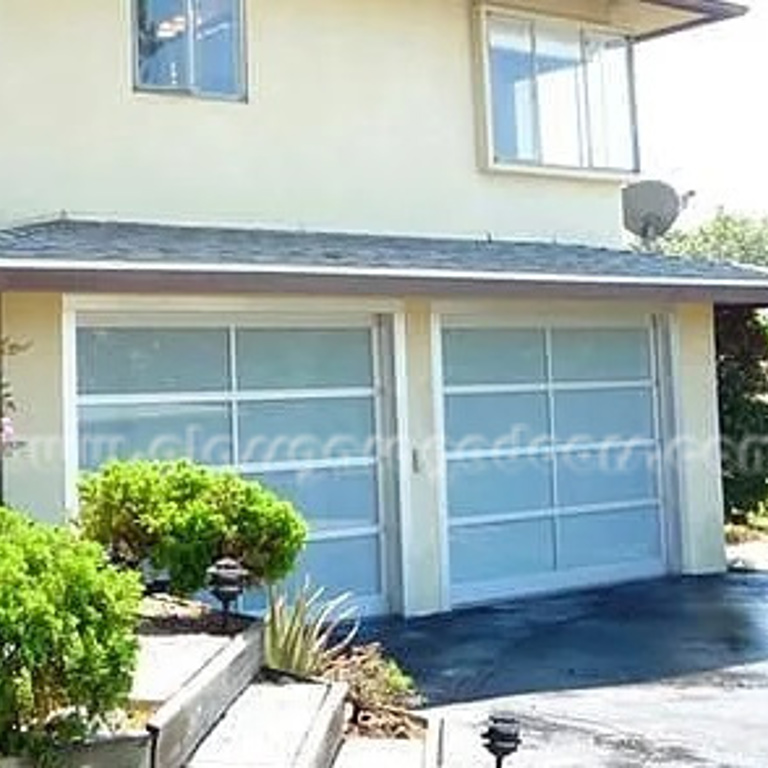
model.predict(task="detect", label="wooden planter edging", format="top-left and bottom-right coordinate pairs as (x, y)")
top-left (292, 682), bottom-right (348, 768)
top-left (147, 622), bottom-right (264, 768)
top-left (1, 623), bottom-right (263, 768)
top-left (0, 732), bottom-right (152, 768)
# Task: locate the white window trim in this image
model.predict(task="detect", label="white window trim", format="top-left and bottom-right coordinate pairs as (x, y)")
top-left (70, 294), bottom-right (402, 316)
top-left (475, 4), bottom-right (641, 180)
top-left (132, 0), bottom-right (248, 102)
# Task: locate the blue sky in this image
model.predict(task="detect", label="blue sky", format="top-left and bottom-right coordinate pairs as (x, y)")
top-left (636, 1), bottom-right (766, 227)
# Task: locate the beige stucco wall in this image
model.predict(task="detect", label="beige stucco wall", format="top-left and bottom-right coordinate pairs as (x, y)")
top-left (672, 303), bottom-right (726, 575)
top-left (0, 0), bottom-right (638, 245)
top-left (2, 293), bottom-right (66, 524)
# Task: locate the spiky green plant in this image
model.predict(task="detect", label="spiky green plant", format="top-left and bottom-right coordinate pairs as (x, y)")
top-left (264, 580), bottom-right (358, 677)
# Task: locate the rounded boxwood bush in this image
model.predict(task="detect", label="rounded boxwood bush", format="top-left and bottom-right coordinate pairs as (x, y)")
top-left (78, 460), bottom-right (308, 596)
top-left (0, 507), bottom-right (142, 756)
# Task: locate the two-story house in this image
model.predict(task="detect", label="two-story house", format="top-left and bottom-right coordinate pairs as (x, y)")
top-left (0, 0), bottom-right (763, 616)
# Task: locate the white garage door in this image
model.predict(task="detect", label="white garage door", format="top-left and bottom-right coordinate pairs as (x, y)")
top-left (441, 321), bottom-right (667, 605)
top-left (76, 318), bottom-right (393, 614)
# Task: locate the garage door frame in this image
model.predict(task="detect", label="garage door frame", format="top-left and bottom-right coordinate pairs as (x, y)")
top-left (64, 294), bottom-right (404, 616)
top-left (432, 302), bottom-right (680, 609)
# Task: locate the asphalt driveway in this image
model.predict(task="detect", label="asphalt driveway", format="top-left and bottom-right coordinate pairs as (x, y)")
top-left (362, 575), bottom-right (768, 767)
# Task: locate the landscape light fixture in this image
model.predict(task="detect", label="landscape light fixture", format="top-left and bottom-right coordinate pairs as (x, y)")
top-left (481, 710), bottom-right (521, 767)
top-left (206, 557), bottom-right (248, 627)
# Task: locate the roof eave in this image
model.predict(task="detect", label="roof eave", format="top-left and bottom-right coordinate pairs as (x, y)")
top-left (1, 262), bottom-right (767, 306)
top-left (636, 0), bottom-right (748, 41)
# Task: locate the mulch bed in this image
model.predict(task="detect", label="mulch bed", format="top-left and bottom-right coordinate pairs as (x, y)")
top-left (323, 644), bottom-right (426, 741)
top-left (138, 594), bottom-right (254, 636)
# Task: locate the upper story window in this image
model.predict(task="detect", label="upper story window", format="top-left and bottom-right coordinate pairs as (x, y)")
top-left (135, 0), bottom-right (245, 100)
top-left (483, 12), bottom-right (637, 173)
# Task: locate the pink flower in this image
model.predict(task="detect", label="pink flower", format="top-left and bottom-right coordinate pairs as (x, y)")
top-left (1, 416), bottom-right (14, 446)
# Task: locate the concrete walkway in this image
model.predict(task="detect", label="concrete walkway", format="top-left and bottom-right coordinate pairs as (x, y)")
top-left (728, 540), bottom-right (768, 572)
top-left (362, 575), bottom-right (768, 767)
top-left (333, 739), bottom-right (422, 768)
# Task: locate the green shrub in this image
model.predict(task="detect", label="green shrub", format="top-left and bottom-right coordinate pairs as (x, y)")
top-left (78, 460), bottom-right (308, 595)
top-left (0, 507), bottom-right (142, 757)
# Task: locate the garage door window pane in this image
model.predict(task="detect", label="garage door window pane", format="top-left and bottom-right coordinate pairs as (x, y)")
top-left (451, 519), bottom-right (554, 583)
top-left (445, 393), bottom-right (549, 451)
top-left (559, 507), bottom-right (661, 568)
top-left (293, 536), bottom-right (381, 596)
top-left (239, 536), bottom-right (381, 613)
top-left (239, 399), bottom-right (375, 463)
top-left (551, 329), bottom-right (650, 381)
top-left (250, 466), bottom-right (378, 531)
top-left (79, 403), bottom-right (232, 469)
top-left (237, 329), bottom-right (372, 390)
top-left (78, 328), bottom-right (229, 394)
top-left (443, 329), bottom-right (546, 385)
top-left (554, 388), bottom-right (654, 444)
top-left (448, 456), bottom-right (552, 518)
top-left (557, 447), bottom-right (656, 507)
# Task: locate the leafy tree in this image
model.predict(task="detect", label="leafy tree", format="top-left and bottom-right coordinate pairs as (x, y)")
top-left (662, 213), bottom-right (768, 520)
top-left (664, 211), bottom-right (768, 266)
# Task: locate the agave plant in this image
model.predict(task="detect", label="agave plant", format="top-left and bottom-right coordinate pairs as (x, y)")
top-left (264, 579), bottom-right (359, 677)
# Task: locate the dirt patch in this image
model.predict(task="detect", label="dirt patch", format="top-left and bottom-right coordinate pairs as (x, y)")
top-left (138, 594), bottom-right (254, 636)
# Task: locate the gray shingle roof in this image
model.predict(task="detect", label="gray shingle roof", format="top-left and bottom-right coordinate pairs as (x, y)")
top-left (1, 219), bottom-right (768, 303)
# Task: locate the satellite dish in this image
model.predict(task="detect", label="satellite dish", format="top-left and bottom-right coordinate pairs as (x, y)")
top-left (622, 180), bottom-right (681, 246)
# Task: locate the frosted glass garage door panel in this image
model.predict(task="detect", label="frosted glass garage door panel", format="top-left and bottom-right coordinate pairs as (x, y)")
top-left (559, 507), bottom-right (661, 568)
top-left (239, 535), bottom-right (381, 613)
top-left (294, 536), bottom-right (381, 596)
top-left (551, 328), bottom-right (651, 381)
top-left (442, 329), bottom-right (546, 385)
top-left (236, 329), bottom-right (373, 389)
top-left (249, 466), bottom-right (378, 530)
top-left (238, 399), bottom-right (375, 463)
top-left (554, 389), bottom-right (655, 443)
top-left (557, 448), bottom-right (657, 507)
top-left (77, 328), bottom-right (229, 394)
top-left (444, 393), bottom-right (549, 450)
top-left (447, 456), bottom-right (553, 518)
top-left (79, 403), bottom-right (232, 469)
top-left (450, 520), bottom-right (554, 584)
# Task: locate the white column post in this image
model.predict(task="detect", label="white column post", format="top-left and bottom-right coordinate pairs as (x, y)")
top-left (671, 303), bottom-right (726, 574)
top-left (395, 299), bottom-right (447, 616)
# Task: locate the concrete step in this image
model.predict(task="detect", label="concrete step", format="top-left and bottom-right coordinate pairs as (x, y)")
top-left (332, 738), bottom-right (423, 768)
top-left (186, 681), bottom-right (346, 768)
top-left (148, 624), bottom-right (264, 768)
